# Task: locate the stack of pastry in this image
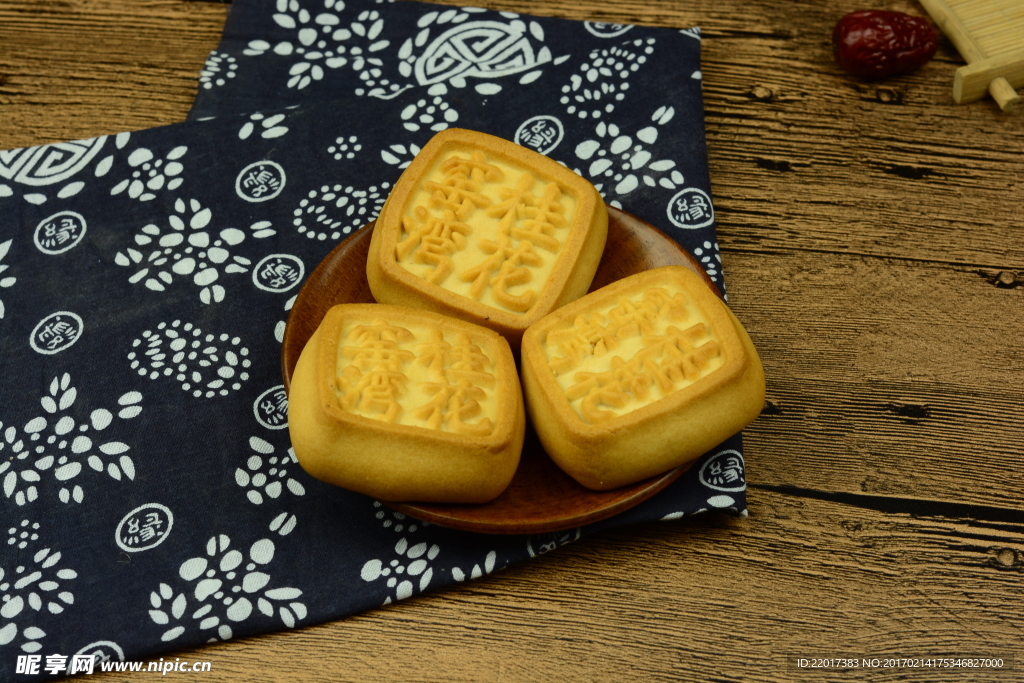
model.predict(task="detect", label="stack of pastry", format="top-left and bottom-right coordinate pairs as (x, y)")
top-left (288, 129), bottom-right (765, 503)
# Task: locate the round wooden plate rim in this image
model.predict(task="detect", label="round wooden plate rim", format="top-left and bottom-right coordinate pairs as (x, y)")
top-left (282, 206), bottom-right (721, 534)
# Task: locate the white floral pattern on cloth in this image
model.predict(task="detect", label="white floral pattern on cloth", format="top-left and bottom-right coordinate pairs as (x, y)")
top-left (292, 181), bottom-right (389, 240)
top-left (560, 37), bottom-right (656, 122)
top-left (572, 106), bottom-right (682, 208)
top-left (243, 0), bottom-right (390, 92)
top-left (239, 112), bottom-right (290, 141)
top-left (147, 521), bottom-right (303, 644)
top-left (127, 320), bottom-right (252, 398)
top-left (379, 142), bottom-right (421, 169)
top-left (0, 374), bottom-right (143, 506)
top-left (0, 136), bottom-right (108, 205)
top-left (327, 134), bottom-right (362, 160)
top-left (371, 500), bottom-right (425, 534)
top-left (450, 550), bottom-right (497, 582)
top-left (691, 240), bottom-right (722, 286)
top-left (360, 537), bottom-right (440, 604)
top-left (397, 85), bottom-right (459, 132)
top-left (108, 135), bottom-right (188, 202)
top-left (0, 128), bottom-right (187, 206)
top-left (0, 239), bottom-right (14, 320)
top-left (235, 436), bottom-right (306, 505)
top-left (0, 520), bottom-right (78, 653)
top-left (661, 504), bottom-right (749, 520)
top-left (199, 51), bottom-right (239, 90)
top-left (114, 198), bottom-right (272, 304)
top-left (272, 294), bottom-right (298, 344)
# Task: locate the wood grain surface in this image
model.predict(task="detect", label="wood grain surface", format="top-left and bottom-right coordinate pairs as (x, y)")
top-left (2, 0), bottom-right (1022, 681)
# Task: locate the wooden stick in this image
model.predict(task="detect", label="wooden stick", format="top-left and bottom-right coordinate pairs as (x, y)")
top-left (954, 49), bottom-right (1024, 111)
top-left (919, 0), bottom-right (1022, 111)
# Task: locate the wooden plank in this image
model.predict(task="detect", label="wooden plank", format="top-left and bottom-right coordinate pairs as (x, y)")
top-left (87, 489), bottom-right (1024, 682)
top-left (0, 0), bottom-right (228, 147)
top-left (724, 249), bottom-right (1024, 511)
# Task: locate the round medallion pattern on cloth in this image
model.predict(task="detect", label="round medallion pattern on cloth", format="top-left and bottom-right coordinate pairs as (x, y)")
top-left (253, 385), bottom-right (289, 430)
top-left (115, 503), bottom-right (174, 552)
top-left (698, 449), bottom-right (746, 492)
top-left (73, 641), bottom-right (126, 668)
top-left (236, 161), bottom-right (286, 202)
top-left (34, 212), bottom-right (87, 255)
top-left (666, 187), bottom-right (715, 229)
top-left (515, 115), bottom-right (564, 155)
top-left (29, 312), bottom-right (83, 355)
top-left (252, 254), bottom-right (304, 293)
top-left (584, 21), bottom-right (634, 38)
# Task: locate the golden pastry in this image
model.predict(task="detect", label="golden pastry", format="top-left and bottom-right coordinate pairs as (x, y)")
top-left (288, 303), bottom-right (525, 503)
top-left (520, 265), bottom-right (765, 490)
top-left (367, 128), bottom-right (608, 349)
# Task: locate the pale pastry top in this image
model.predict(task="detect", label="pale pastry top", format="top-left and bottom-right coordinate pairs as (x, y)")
top-left (334, 315), bottom-right (498, 435)
top-left (541, 286), bottom-right (726, 424)
top-left (394, 149), bottom-right (577, 316)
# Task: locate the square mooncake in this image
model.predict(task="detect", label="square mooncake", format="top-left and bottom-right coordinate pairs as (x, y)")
top-left (367, 129), bottom-right (608, 349)
top-left (288, 304), bottom-right (525, 503)
top-left (520, 266), bottom-right (765, 490)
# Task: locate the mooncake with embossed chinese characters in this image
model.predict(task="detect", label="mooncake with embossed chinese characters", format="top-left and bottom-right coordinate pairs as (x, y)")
top-left (520, 266), bottom-right (765, 490)
top-left (367, 128), bottom-right (608, 349)
top-left (288, 303), bottom-right (525, 503)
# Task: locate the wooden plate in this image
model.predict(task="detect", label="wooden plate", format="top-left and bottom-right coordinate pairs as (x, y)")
top-left (281, 206), bottom-right (722, 534)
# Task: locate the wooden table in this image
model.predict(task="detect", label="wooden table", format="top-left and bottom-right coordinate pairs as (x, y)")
top-left (3, 1), bottom-right (1022, 680)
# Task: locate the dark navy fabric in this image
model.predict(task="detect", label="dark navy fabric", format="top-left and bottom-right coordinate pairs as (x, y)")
top-left (0, 2), bottom-right (747, 677)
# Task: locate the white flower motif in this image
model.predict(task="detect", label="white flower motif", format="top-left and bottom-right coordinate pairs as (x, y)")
top-left (199, 51), bottom-right (238, 89)
top-left (692, 240), bottom-right (722, 283)
top-left (292, 182), bottom-right (389, 241)
top-left (239, 112), bottom-right (289, 141)
top-left (113, 198), bottom-right (267, 303)
top-left (235, 436), bottom-right (306, 505)
top-left (0, 374), bottom-right (143, 506)
top-left (6, 520), bottom-right (40, 550)
top-left (572, 106), bottom-right (681, 208)
top-left (0, 239), bottom-right (15, 320)
top-left (379, 142), bottom-right (421, 169)
top-left (243, 1), bottom-right (389, 92)
top-left (109, 145), bottom-right (187, 201)
top-left (148, 531), bottom-right (305, 643)
top-left (371, 500), bottom-right (426, 534)
top-left (273, 294), bottom-right (297, 344)
top-left (560, 38), bottom-right (656, 121)
top-left (451, 550), bottom-right (497, 582)
top-left (398, 84), bottom-right (459, 132)
top-left (327, 134), bottom-right (362, 160)
top-left (0, 521), bottom-right (78, 653)
top-left (360, 537), bottom-right (440, 604)
top-left (127, 320), bottom-right (252, 399)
